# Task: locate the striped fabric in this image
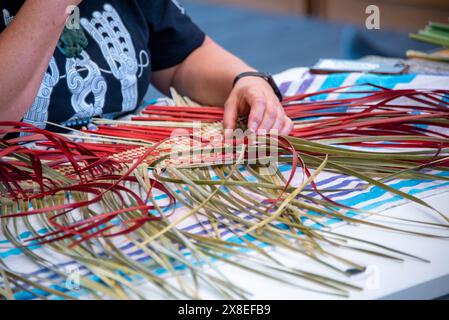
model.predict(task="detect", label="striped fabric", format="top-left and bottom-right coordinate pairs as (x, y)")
top-left (2, 69), bottom-right (449, 299)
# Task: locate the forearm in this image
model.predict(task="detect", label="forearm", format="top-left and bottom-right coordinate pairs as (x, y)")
top-left (0, 0), bottom-right (78, 121)
top-left (153, 37), bottom-right (255, 106)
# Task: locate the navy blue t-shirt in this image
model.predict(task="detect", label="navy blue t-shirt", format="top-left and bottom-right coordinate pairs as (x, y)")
top-left (0, 0), bottom-right (205, 129)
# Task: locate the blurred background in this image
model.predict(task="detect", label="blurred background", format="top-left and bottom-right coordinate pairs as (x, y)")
top-left (181, 0), bottom-right (449, 73)
top-left (146, 0), bottom-right (449, 99)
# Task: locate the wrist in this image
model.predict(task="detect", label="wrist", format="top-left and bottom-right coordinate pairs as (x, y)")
top-left (233, 71), bottom-right (283, 101)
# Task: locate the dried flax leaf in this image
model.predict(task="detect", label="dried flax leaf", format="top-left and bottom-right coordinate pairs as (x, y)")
top-left (2, 85), bottom-right (449, 299)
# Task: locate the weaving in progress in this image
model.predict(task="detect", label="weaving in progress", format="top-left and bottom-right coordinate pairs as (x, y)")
top-left (1, 0), bottom-right (449, 304)
top-left (1, 78), bottom-right (449, 299)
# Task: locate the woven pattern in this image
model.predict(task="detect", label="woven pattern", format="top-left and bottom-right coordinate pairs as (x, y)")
top-left (1, 69), bottom-right (449, 300)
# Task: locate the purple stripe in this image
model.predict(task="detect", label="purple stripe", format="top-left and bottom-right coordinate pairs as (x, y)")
top-left (296, 73), bottom-right (315, 95)
top-left (279, 81), bottom-right (292, 95)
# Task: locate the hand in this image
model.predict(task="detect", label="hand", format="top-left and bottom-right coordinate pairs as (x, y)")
top-left (223, 76), bottom-right (293, 136)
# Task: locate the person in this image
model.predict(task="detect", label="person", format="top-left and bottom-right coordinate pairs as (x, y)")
top-left (0, 0), bottom-right (293, 136)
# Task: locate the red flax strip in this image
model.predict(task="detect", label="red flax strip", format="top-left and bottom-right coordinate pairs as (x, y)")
top-left (124, 86), bottom-right (449, 144)
top-left (281, 86), bottom-right (449, 145)
top-left (0, 122), bottom-right (176, 246)
top-left (131, 116), bottom-right (219, 123)
top-left (131, 104), bottom-right (224, 123)
top-left (82, 125), bottom-right (194, 143)
top-left (120, 86), bottom-right (449, 153)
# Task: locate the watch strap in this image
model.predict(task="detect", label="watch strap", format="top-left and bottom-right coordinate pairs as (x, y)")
top-left (233, 72), bottom-right (283, 102)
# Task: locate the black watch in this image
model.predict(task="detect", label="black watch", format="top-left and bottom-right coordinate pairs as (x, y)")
top-left (233, 71), bottom-right (283, 102)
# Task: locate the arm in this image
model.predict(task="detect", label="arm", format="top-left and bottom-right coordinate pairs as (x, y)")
top-left (151, 37), bottom-right (293, 135)
top-left (0, 0), bottom-right (80, 122)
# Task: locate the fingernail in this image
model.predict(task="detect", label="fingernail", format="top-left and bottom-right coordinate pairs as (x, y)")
top-left (249, 122), bottom-right (258, 131)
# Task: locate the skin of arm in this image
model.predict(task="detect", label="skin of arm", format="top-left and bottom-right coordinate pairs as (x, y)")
top-left (151, 37), bottom-right (293, 136)
top-left (0, 0), bottom-right (80, 123)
